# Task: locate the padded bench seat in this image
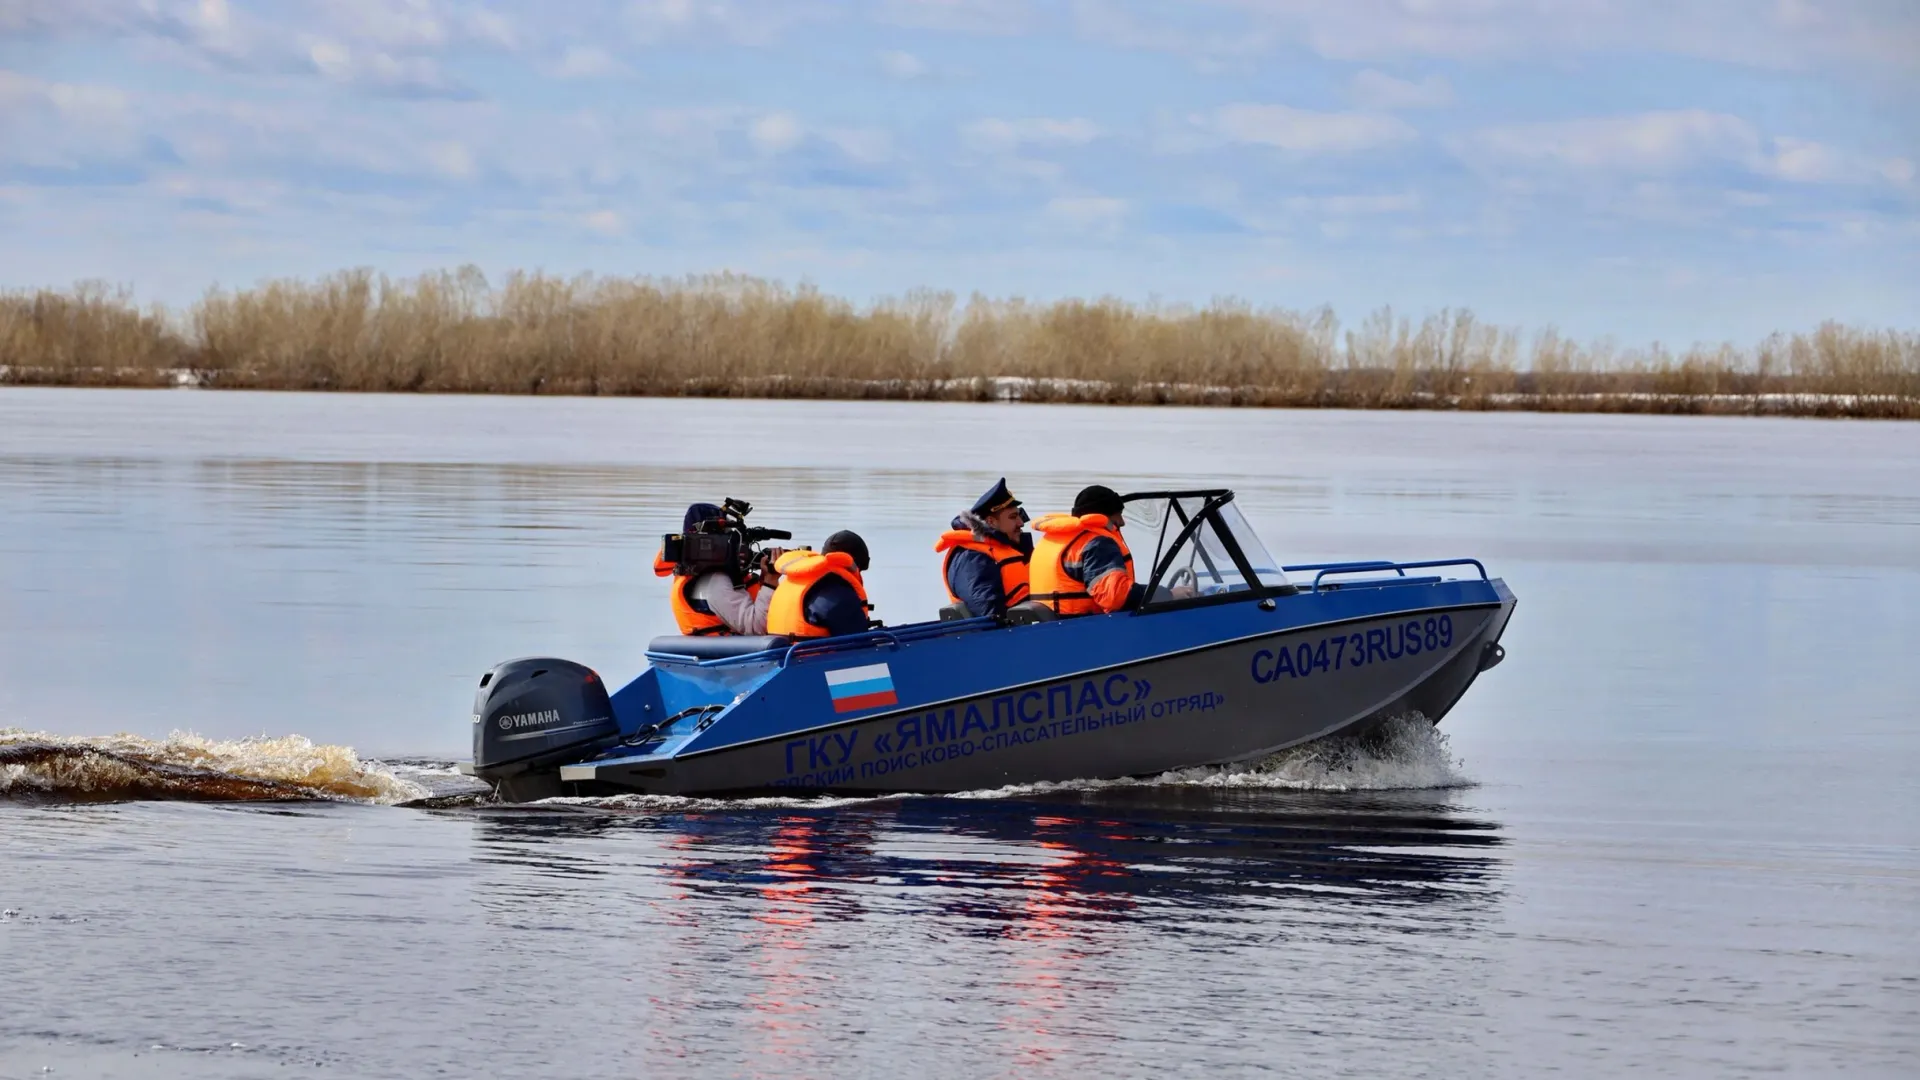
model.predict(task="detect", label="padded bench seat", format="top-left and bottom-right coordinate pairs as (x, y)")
top-left (647, 634), bottom-right (792, 660)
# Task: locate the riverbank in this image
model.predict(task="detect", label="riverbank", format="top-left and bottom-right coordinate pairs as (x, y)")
top-left (5, 268), bottom-right (1916, 417)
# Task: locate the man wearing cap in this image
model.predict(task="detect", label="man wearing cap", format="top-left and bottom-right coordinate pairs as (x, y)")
top-left (934, 478), bottom-right (1033, 620)
top-left (654, 502), bottom-right (783, 636)
top-left (768, 530), bottom-right (876, 638)
top-left (1030, 485), bottom-right (1142, 616)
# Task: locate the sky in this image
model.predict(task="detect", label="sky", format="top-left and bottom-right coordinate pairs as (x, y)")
top-left (1, 0), bottom-right (1915, 345)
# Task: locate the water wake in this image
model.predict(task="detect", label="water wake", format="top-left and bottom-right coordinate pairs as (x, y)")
top-left (532, 714), bottom-right (1468, 813)
top-left (2, 715), bottom-right (1464, 809)
top-left (0, 729), bottom-right (429, 804)
top-left (961, 713), bottom-right (1471, 798)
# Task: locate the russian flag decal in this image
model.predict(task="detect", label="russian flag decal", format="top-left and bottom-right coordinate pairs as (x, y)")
top-left (825, 662), bottom-right (898, 714)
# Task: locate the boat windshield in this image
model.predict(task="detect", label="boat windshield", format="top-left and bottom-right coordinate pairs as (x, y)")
top-left (1119, 492), bottom-right (1291, 605)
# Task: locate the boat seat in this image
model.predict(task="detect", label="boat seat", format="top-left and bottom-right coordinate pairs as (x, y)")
top-left (938, 601), bottom-right (973, 622)
top-left (647, 634), bottom-right (791, 659)
top-left (1003, 601), bottom-right (1057, 625)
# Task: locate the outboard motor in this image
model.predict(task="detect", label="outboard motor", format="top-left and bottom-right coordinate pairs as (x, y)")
top-left (471, 657), bottom-right (618, 802)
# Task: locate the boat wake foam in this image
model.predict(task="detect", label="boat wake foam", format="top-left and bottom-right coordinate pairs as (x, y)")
top-left (0, 714), bottom-right (1463, 809)
top-left (0, 729), bottom-right (430, 805)
top-left (529, 713), bottom-right (1469, 813)
top-left (963, 712), bottom-right (1471, 797)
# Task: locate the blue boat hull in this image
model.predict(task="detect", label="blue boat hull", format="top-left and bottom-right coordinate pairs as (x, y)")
top-left (498, 572), bottom-right (1516, 800)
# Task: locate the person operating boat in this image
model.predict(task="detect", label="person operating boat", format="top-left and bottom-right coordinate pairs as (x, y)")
top-left (1030, 485), bottom-right (1141, 616)
top-left (934, 477), bottom-right (1033, 619)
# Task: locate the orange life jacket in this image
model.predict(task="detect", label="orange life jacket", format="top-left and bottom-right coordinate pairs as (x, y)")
top-left (933, 529), bottom-right (1031, 613)
top-left (767, 550), bottom-right (870, 639)
top-left (655, 547), bottom-right (758, 636)
top-left (1029, 513), bottom-right (1133, 616)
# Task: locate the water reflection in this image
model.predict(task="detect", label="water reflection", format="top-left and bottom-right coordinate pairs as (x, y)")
top-left (443, 791), bottom-right (1503, 1073)
top-left (460, 789), bottom-right (1504, 919)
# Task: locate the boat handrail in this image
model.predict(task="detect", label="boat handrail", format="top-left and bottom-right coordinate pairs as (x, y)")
top-left (1308, 558), bottom-right (1489, 593)
top-left (780, 628), bottom-right (904, 667)
top-left (647, 616), bottom-right (1001, 669)
top-left (779, 614), bottom-right (1009, 665)
top-left (1284, 560), bottom-right (1406, 576)
top-left (643, 650), bottom-right (706, 664)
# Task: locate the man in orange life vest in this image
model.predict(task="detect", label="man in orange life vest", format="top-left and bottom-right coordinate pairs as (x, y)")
top-left (933, 477), bottom-right (1033, 619)
top-left (654, 502), bottom-right (783, 636)
top-left (767, 531), bottom-right (875, 638)
top-left (1030, 484), bottom-right (1143, 616)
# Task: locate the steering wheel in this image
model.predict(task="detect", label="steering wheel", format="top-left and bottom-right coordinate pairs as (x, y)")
top-left (1166, 566), bottom-right (1198, 594)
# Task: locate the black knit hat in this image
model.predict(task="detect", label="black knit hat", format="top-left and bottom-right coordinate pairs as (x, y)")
top-left (1071, 484), bottom-right (1125, 518)
top-left (683, 502), bottom-right (724, 532)
top-left (824, 530), bottom-right (870, 572)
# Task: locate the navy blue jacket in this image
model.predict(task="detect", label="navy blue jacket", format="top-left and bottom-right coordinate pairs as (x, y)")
top-left (1073, 534), bottom-right (1145, 610)
top-left (804, 573), bottom-right (872, 637)
top-left (944, 518), bottom-right (1034, 618)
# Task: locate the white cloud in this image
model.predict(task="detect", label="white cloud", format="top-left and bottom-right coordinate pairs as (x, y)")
top-left (425, 140), bottom-right (475, 178)
top-left (629, 0), bottom-right (699, 31)
top-left (825, 128), bottom-right (892, 164)
top-left (0, 72), bottom-right (138, 167)
top-left (1770, 137), bottom-right (1852, 183)
top-left (465, 9), bottom-right (518, 49)
top-left (0, 0), bottom-right (85, 34)
top-left (625, 0), bottom-right (827, 45)
top-left (304, 38), bottom-right (470, 98)
top-left (138, 0), bottom-right (261, 67)
top-left (1071, 0), bottom-right (1271, 65)
top-left (1350, 69), bottom-right (1454, 109)
top-left (583, 209), bottom-right (625, 235)
top-left (1283, 192), bottom-right (1422, 215)
top-left (197, 0), bottom-right (231, 33)
top-left (1462, 112), bottom-right (1916, 192)
top-left (1209, 103), bottom-right (1415, 154)
top-left (40, 80), bottom-right (132, 125)
top-left (0, 71), bottom-right (37, 110)
top-left (878, 49), bottom-right (929, 78)
top-left (320, 0), bottom-right (448, 51)
top-left (1106, 0), bottom-right (1920, 77)
top-left (1463, 110), bottom-right (1760, 172)
top-left (0, 0), bottom-right (515, 85)
top-left (875, 0), bottom-right (1032, 34)
top-left (553, 45), bottom-right (622, 78)
top-left (1045, 194), bottom-right (1128, 227)
top-left (962, 117), bottom-right (1101, 153)
top-left (749, 112), bottom-right (804, 153)
top-left (308, 40), bottom-right (354, 79)
top-left (1767, 138), bottom-right (1917, 186)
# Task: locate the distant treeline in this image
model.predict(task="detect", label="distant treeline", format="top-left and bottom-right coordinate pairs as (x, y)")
top-left (3, 267), bottom-right (1916, 418)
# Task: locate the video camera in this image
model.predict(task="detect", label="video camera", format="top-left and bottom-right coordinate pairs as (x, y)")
top-left (660, 497), bottom-right (794, 584)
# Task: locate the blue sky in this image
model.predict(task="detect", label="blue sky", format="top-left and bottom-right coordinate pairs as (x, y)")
top-left (1, 0), bottom-right (1915, 344)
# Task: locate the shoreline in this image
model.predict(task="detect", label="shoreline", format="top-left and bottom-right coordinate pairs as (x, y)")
top-left (2, 368), bottom-right (1913, 419)
top-left (6, 268), bottom-right (1916, 419)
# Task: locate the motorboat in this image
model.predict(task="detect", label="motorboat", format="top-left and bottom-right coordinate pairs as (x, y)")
top-left (460, 489), bottom-right (1515, 801)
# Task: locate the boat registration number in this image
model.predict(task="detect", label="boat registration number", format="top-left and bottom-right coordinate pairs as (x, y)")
top-left (1249, 614), bottom-right (1455, 684)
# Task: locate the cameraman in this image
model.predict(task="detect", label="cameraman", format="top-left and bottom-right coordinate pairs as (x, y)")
top-left (654, 503), bottom-right (785, 636)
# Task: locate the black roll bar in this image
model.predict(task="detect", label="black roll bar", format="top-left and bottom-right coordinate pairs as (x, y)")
top-left (1118, 489), bottom-right (1288, 611)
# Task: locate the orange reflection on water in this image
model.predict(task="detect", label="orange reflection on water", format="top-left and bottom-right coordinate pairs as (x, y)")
top-left (740, 816), bottom-right (832, 1077)
top-left (994, 814), bottom-right (1135, 1070)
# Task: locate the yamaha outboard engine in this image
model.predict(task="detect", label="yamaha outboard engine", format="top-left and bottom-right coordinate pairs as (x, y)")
top-left (471, 657), bottom-right (618, 802)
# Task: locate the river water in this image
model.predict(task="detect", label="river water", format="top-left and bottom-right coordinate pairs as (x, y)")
top-left (2, 388), bottom-right (1917, 1078)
